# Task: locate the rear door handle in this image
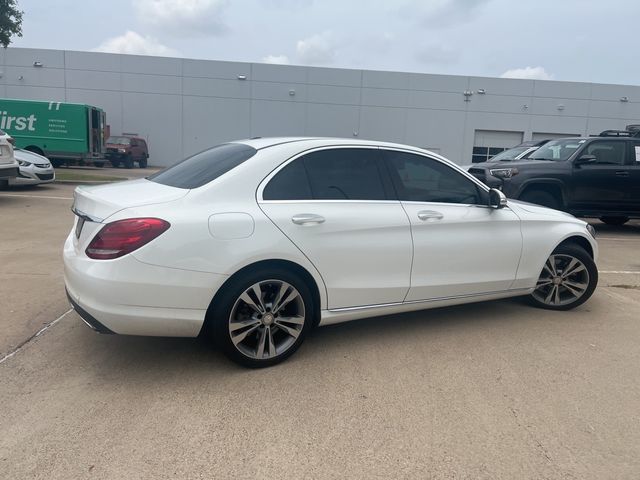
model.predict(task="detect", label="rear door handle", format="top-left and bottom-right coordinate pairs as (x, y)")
top-left (615, 171), bottom-right (630, 177)
top-left (291, 213), bottom-right (326, 225)
top-left (417, 210), bottom-right (444, 221)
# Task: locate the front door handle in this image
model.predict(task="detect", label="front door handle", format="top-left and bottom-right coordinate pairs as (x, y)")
top-left (417, 210), bottom-right (444, 221)
top-left (291, 213), bottom-right (326, 225)
top-left (615, 171), bottom-right (630, 177)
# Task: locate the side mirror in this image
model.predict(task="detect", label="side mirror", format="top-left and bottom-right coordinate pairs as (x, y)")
top-left (489, 188), bottom-right (508, 209)
top-left (575, 154), bottom-right (596, 165)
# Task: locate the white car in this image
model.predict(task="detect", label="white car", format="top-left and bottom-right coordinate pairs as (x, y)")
top-left (10, 148), bottom-right (55, 186)
top-left (0, 129), bottom-right (19, 185)
top-left (64, 138), bottom-right (599, 367)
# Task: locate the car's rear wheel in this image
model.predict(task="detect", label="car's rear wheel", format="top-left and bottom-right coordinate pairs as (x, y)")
top-left (529, 244), bottom-right (597, 310)
top-left (599, 216), bottom-right (629, 226)
top-left (139, 157), bottom-right (148, 168)
top-left (210, 268), bottom-right (313, 368)
top-left (520, 189), bottom-right (560, 210)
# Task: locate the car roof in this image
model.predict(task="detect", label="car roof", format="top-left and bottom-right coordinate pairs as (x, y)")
top-left (233, 136), bottom-right (444, 156)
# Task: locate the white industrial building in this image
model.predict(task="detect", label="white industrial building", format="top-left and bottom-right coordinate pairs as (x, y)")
top-left (1, 47), bottom-right (639, 167)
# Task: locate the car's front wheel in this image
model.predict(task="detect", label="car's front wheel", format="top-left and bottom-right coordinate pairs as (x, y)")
top-left (529, 244), bottom-right (598, 310)
top-left (210, 268), bottom-right (314, 367)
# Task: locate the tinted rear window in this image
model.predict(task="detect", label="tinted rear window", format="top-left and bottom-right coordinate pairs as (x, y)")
top-left (303, 148), bottom-right (387, 200)
top-left (148, 143), bottom-right (257, 189)
top-left (263, 159), bottom-right (313, 200)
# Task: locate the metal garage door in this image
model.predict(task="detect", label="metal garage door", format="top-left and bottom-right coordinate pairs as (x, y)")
top-left (532, 132), bottom-right (579, 141)
top-left (472, 130), bottom-right (523, 163)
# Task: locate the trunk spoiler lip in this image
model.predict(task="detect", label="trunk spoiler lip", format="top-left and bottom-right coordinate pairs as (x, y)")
top-left (71, 206), bottom-right (103, 223)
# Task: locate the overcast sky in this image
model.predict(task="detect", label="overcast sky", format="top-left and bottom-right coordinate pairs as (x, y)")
top-left (9, 0), bottom-right (639, 85)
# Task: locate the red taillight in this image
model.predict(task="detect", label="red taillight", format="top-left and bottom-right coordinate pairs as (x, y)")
top-left (85, 218), bottom-right (170, 260)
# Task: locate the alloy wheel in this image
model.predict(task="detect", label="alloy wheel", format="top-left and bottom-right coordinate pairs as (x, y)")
top-left (228, 280), bottom-right (306, 360)
top-left (532, 254), bottom-right (590, 307)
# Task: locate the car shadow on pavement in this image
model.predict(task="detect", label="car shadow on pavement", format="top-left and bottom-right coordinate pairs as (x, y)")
top-left (590, 219), bottom-right (640, 235)
top-left (69, 296), bottom-right (539, 379)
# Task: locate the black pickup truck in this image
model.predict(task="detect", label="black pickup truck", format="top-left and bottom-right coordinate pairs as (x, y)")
top-left (468, 128), bottom-right (640, 225)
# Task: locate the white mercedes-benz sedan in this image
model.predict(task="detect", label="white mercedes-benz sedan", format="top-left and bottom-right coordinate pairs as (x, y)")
top-left (64, 137), bottom-right (598, 367)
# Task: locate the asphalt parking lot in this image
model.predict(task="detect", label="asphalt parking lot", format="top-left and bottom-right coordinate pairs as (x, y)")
top-left (1, 180), bottom-right (639, 479)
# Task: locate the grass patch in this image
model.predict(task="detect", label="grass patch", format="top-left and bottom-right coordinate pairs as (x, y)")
top-left (55, 171), bottom-right (127, 182)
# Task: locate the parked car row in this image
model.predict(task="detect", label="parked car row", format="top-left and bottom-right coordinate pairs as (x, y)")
top-left (468, 127), bottom-right (640, 225)
top-left (0, 129), bottom-right (55, 188)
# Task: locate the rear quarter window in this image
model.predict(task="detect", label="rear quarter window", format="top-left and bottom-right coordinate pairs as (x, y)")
top-left (148, 143), bottom-right (257, 189)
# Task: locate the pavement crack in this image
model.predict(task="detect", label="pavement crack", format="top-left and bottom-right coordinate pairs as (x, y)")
top-left (508, 405), bottom-right (554, 464)
top-left (0, 308), bottom-right (73, 365)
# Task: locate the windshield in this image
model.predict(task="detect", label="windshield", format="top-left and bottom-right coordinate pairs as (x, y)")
top-left (489, 146), bottom-right (532, 162)
top-left (107, 136), bottom-right (131, 145)
top-left (528, 139), bottom-right (583, 161)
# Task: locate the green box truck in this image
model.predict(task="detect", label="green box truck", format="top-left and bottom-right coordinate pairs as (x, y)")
top-left (0, 98), bottom-right (107, 167)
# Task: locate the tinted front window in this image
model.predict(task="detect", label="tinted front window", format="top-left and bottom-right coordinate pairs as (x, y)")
top-left (149, 143), bottom-right (257, 189)
top-left (528, 139), bottom-right (582, 161)
top-left (585, 141), bottom-right (626, 165)
top-left (385, 151), bottom-right (484, 204)
top-left (107, 136), bottom-right (131, 145)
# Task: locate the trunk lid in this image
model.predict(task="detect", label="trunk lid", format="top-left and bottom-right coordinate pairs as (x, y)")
top-left (72, 178), bottom-right (188, 222)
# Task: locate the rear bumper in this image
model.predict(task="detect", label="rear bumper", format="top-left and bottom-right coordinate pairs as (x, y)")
top-left (0, 166), bottom-right (19, 179)
top-left (66, 289), bottom-right (114, 334)
top-left (63, 232), bottom-right (229, 337)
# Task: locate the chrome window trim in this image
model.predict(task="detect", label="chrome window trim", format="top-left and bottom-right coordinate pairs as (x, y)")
top-left (257, 144), bottom-right (389, 203)
top-left (259, 199), bottom-right (401, 205)
top-left (257, 143), bottom-right (491, 205)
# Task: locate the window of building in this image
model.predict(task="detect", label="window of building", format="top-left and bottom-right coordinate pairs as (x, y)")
top-left (472, 146), bottom-right (507, 163)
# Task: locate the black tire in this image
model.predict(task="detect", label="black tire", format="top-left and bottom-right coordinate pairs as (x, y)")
top-left (124, 155), bottom-right (134, 169)
top-left (528, 244), bottom-right (598, 311)
top-left (51, 159), bottom-right (63, 168)
top-left (139, 157), bottom-right (148, 168)
top-left (520, 189), bottom-right (560, 210)
top-left (210, 267), bottom-right (314, 368)
top-left (599, 216), bottom-right (629, 226)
